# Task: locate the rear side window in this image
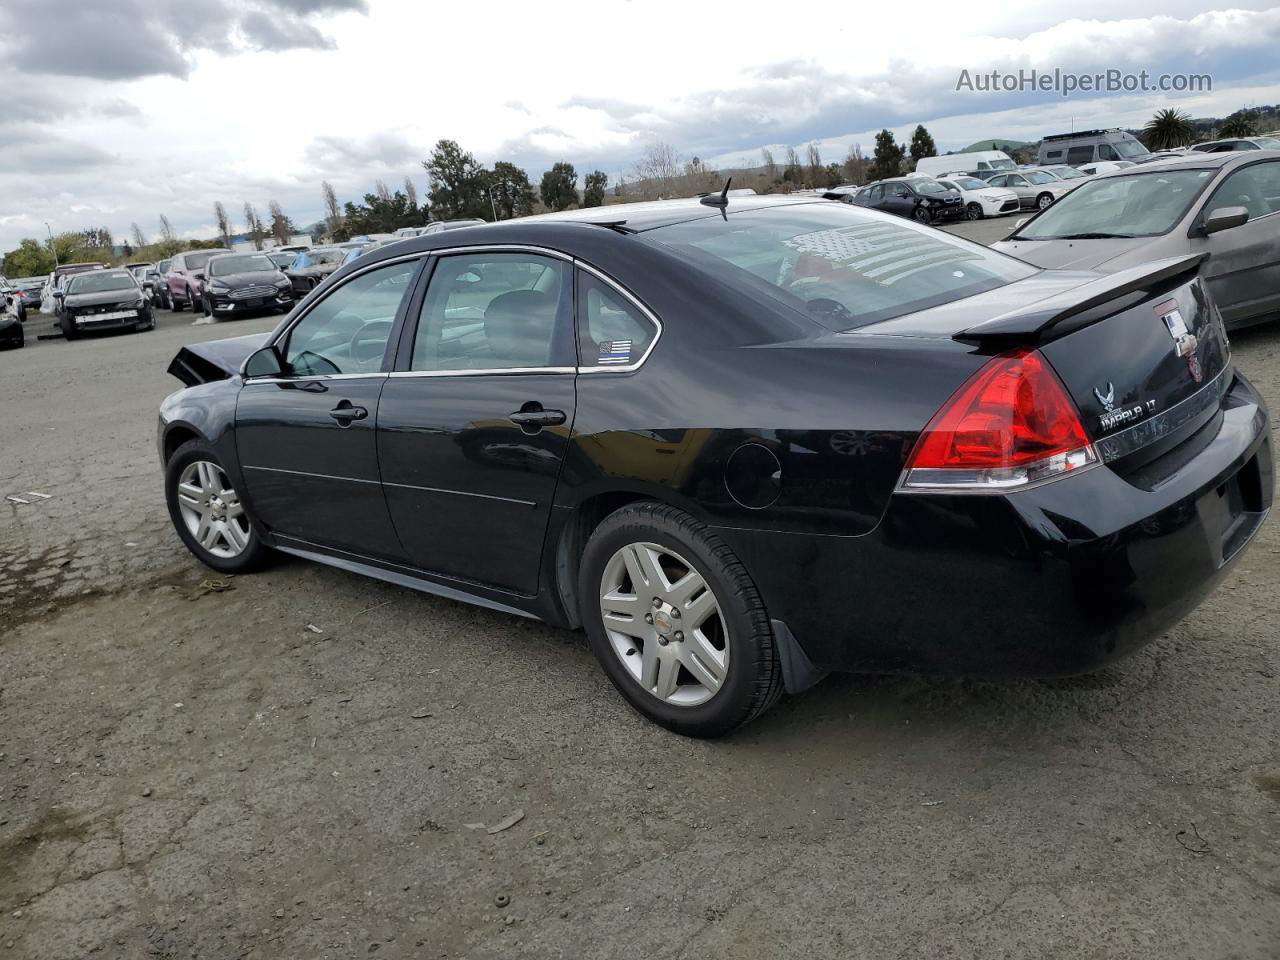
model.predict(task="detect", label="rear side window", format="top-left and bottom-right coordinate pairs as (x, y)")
top-left (1067, 145), bottom-right (1094, 165)
top-left (646, 204), bottom-right (1037, 332)
top-left (410, 253), bottom-right (572, 371)
top-left (576, 271), bottom-right (657, 368)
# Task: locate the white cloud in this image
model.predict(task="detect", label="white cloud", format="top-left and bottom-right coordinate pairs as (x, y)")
top-left (1, 0), bottom-right (1277, 252)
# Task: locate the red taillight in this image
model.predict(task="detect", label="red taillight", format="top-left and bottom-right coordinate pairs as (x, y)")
top-left (902, 348), bottom-right (1097, 491)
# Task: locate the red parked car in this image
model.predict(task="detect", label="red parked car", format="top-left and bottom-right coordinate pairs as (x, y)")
top-left (165, 249), bottom-right (230, 311)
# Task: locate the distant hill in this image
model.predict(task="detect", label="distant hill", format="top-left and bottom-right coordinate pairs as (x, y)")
top-left (960, 139), bottom-right (1034, 153)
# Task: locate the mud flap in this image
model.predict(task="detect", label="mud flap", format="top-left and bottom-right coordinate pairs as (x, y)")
top-left (771, 619), bottom-right (828, 694)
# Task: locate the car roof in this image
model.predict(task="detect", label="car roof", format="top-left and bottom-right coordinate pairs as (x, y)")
top-left (512, 193), bottom-right (823, 232)
top-left (1090, 150), bottom-right (1273, 180)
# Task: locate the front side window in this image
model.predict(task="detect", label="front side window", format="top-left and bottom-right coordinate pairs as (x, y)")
top-left (1016, 169), bottom-right (1216, 239)
top-left (1207, 161), bottom-right (1280, 220)
top-left (645, 202), bottom-right (1037, 332)
top-left (410, 253), bottom-right (570, 372)
top-left (577, 271), bottom-right (657, 368)
top-left (282, 259), bottom-right (418, 376)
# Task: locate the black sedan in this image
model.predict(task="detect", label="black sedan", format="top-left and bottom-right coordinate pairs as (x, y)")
top-left (283, 246), bottom-right (348, 297)
top-left (56, 269), bottom-right (153, 339)
top-left (0, 290), bottom-right (22, 349)
top-left (157, 196), bottom-right (1271, 737)
top-left (199, 253), bottom-right (295, 319)
top-left (852, 177), bottom-right (965, 223)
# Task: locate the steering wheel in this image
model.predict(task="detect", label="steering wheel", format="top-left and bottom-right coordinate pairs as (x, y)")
top-left (348, 319), bottom-right (392, 370)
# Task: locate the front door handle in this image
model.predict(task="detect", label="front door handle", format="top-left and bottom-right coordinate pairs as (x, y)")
top-left (509, 407), bottom-right (567, 429)
top-left (329, 400), bottom-right (368, 426)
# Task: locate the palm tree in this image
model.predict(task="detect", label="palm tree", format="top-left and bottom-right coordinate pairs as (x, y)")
top-left (1144, 108), bottom-right (1194, 150)
top-left (1218, 114), bottom-right (1258, 139)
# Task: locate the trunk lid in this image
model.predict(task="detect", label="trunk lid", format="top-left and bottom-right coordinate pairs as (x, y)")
top-left (856, 256), bottom-right (1232, 472)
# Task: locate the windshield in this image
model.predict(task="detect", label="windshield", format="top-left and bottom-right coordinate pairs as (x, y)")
top-left (297, 249), bottom-right (345, 268)
top-left (1113, 139), bottom-right (1150, 158)
top-left (1047, 166), bottom-right (1086, 179)
top-left (266, 252), bottom-right (295, 267)
top-left (914, 180), bottom-right (948, 195)
top-left (1015, 169), bottom-right (1215, 239)
top-left (952, 177), bottom-right (989, 190)
top-left (68, 272), bottom-right (136, 294)
top-left (184, 251), bottom-right (222, 271)
top-left (987, 158), bottom-right (1015, 171)
top-left (1025, 172), bottom-right (1057, 184)
top-left (210, 254), bottom-right (274, 276)
top-left (645, 203), bottom-right (1037, 331)
top-left (1255, 136), bottom-right (1280, 149)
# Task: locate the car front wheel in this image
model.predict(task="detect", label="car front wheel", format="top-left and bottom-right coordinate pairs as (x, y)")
top-left (913, 207), bottom-right (932, 224)
top-left (165, 439), bottom-right (268, 574)
top-left (1036, 192), bottom-right (1055, 210)
top-left (578, 503), bottom-right (783, 737)
top-left (965, 202), bottom-right (984, 220)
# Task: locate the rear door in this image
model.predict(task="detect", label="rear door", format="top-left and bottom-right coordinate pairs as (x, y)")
top-left (1195, 159), bottom-right (1280, 325)
top-left (377, 250), bottom-right (577, 595)
top-left (236, 256), bottom-right (423, 560)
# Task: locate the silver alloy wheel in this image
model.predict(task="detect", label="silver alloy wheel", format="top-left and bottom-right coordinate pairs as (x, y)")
top-left (598, 542), bottom-right (729, 707)
top-left (176, 460), bottom-right (251, 559)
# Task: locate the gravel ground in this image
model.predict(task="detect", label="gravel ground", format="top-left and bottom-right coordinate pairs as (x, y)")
top-left (1, 281), bottom-right (1278, 960)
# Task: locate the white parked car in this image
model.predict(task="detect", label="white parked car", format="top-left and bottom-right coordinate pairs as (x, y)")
top-left (934, 176), bottom-right (1021, 220)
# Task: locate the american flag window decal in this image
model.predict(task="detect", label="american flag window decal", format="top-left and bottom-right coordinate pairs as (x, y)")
top-left (597, 340), bottom-right (632, 365)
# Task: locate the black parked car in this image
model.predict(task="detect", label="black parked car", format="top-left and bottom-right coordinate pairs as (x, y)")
top-left (9, 276), bottom-right (46, 322)
top-left (0, 286), bottom-right (22, 349)
top-left (853, 177), bottom-right (964, 223)
top-left (55, 269), bottom-right (153, 339)
top-left (283, 246), bottom-right (348, 296)
top-left (199, 253), bottom-right (295, 319)
top-left (157, 196), bottom-right (1271, 737)
top-left (147, 260), bottom-right (173, 309)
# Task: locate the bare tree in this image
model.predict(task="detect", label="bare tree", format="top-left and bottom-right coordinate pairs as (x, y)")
top-left (403, 176), bottom-right (418, 209)
top-left (243, 202), bottom-right (266, 249)
top-left (806, 143), bottom-right (823, 187)
top-left (761, 147), bottom-right (778, 179)
top-left (321, 181), bottom-right (341, 237)
top-left (130, 222), bottom-right (147, 249)
top-left (784, 146), bottom-right (801, 187)
top-left (214, 202), bottom-right (232, 247)
top-left (268, 200), bottom-right (292, 245)
top-left (158, 213), bottom-right (176, 242)
top-left (842, 143), bottom-right (867, 185)
top-left (375, 179), bottom-right (392, 204)
top-left (632, 141), bottom-right (682, 199)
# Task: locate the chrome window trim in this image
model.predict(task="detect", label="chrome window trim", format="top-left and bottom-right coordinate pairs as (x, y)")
top-left (239, 252), bottom-right (426, 379)
top-left (246, 372), bottom-right (390, 385)
top-left (424, 243), bottom-right (573, 262)
top-left (574, 260), bottom-right (663, 375)
top-left (388, 367), bottom-right (576, 379)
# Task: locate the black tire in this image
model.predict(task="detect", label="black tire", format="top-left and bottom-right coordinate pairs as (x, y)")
top-left (913, 206), bottom-right (932, 224)
top-left (578, 502), bottom-right (783, 737)
top-left (172, 288), bottom-right (186, 312)
top-left (965, 202), bottom-right (984, 221)
top-left (164, 438), bottom-right (269, 574)
top-left (202, 295), bottom-right (213, 318)
top-left (1036, 192), bottom-right (1054, 211)
top-left (59, 314), bottom-right (80, 340)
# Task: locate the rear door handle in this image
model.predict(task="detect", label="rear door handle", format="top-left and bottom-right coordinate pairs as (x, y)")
top-left (509, 408), bottom-right (567, 428)
top-left (329, 401), bottom-right (368, 425)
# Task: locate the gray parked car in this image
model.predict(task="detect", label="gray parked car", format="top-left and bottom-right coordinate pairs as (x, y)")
top-left (993, 151), bottom-right (1280, 329)
top-left (982, 169), bottom-right (1075, 210)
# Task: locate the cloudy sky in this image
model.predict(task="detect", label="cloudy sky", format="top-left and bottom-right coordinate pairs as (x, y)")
top-left (1, 0), bottom-right (1278, 251)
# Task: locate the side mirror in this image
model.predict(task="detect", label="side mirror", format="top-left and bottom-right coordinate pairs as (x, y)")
top-left (244, 344), bottom-right (285, 378)
top-left (1203, 205), bottom-right (1249, 235)
top-left (143, 280), bottom-right (155, 289)
top-left (194, 272), bottom-right (206, 281)
top-left (53, 290), bottom-right (65, 301)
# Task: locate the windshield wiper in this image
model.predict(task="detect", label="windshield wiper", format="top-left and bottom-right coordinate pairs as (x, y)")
top-left (1055, 232), bottom-right (1137, 240)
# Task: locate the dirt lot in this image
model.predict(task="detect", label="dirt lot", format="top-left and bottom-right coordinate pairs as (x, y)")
top-left (1, 283), bottom-right (1278, 959)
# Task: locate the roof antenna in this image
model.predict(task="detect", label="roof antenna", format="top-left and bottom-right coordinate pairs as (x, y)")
top-left (699, 177), bottom-right (733, 208)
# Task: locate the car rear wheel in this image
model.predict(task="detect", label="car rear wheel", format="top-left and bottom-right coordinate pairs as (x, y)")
top-left (165, 439), bottom-right (268, 574)
top-left (965, 202), bottom-right (984, 220)
top-left (578, 503), bottom-right (783, 737)
top-left (1036, 192), bottom-right (1054, 210)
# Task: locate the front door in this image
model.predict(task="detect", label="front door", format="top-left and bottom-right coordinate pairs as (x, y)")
top-left (1196, 159), bottom-right (1280, 326)
top-left (236, 257), bottom-right (422, 560)
top-left (378, 251), bottom-right (577, 595)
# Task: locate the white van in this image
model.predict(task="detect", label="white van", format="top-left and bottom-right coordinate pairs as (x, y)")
top-left (914, 150), bottom-right (1017, 179)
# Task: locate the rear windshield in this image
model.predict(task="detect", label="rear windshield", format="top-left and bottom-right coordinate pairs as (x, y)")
top-left (68, 272), bottom-right (136, 294)
top-left (645, 203), bottom-right (1038, 331)
top-left (1016, 169), bottom-right (1216, 239)
top-left (210, 254), bottom-right (274, 276)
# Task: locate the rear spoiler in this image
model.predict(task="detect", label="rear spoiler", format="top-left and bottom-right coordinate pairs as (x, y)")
top-left (954, 253), bottom-right (1208, 347)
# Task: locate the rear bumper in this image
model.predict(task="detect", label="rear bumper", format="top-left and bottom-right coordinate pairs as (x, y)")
top-left (717, 371), bottom-right (1272, 678)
